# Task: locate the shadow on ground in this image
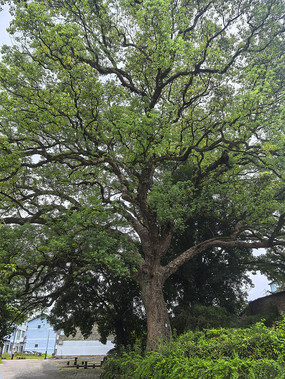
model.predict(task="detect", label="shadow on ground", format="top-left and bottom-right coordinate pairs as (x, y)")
top-left (56, 359), bottom-right (103, 378)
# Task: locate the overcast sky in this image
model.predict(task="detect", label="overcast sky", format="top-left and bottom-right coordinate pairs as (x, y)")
top-left (0, 4), bottom-right (270, 302)
top-left (0, 5), bottom-right (13, 46)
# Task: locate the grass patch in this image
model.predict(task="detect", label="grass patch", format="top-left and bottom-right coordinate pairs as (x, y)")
top-left (15, 353), bottom-right (52, 359)
top-left (1, 352), bottom-right (52, 360)
top-left (1, 352), bottom-right (11, 360)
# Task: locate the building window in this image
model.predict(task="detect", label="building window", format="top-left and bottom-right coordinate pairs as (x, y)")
top-left (35, 344), bottom-right (38, 348)
top-left (38, 325), bottom-right (41, 329)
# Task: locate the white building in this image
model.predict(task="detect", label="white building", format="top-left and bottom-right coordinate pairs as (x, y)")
top-left (2, 316), bottom-right (57, 356)
top-left (3, 322), bottom-right (28, 354)
top-left (24, 316), bottom-right (58, 355)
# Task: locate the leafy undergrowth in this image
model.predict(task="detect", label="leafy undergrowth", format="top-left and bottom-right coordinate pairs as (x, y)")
top-left (102, 318), bottom-right (285, 378)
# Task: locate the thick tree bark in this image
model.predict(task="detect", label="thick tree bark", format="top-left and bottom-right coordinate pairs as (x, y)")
top-left (139, 270), bottom-right (171, 351)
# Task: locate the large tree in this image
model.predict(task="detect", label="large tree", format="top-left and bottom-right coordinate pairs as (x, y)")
top-left (0, 0), bottom-right (285, 349)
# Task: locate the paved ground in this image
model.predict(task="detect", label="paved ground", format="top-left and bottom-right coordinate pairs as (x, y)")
top-left (0, 359), bottom-right (102, 379)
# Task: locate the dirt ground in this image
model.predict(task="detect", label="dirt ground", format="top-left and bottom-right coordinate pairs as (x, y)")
top-left (0, 359), bottom-right (103, 379)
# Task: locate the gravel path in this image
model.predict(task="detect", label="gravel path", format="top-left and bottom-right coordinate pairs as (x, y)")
top-left (0, 359), bottom-right (102, 379)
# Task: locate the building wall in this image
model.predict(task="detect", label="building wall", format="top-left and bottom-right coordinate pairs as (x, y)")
top-left (246, 290), bottom-right (285, 316)
top-left (24, 317), bottom-right (58, 355)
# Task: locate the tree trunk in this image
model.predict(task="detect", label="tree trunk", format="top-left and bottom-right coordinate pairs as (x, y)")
top-left (139, 271), bottom-right (171, 350)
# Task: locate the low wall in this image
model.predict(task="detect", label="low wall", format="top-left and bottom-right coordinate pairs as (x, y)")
top-left (56, 340), bottom-right (114, 357)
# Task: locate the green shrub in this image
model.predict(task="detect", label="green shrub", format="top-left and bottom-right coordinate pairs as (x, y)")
top-left (134, 356), bottom-right (285, 379)
top-left (102, 351), bottom-right (143, 379)
top-left (101, 318), bottom-right (285, 378)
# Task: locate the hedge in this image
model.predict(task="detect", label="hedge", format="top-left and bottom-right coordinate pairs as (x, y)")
top-left (102, 318), bottom-right (285, 378)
